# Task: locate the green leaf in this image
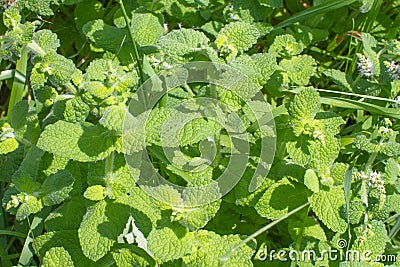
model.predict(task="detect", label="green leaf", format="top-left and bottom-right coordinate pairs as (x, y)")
top-left (352, 220), bottom-right (388, 258)
top-left (83, 19), bottom-right (128, 53)
top-left (115, 187), bottom-right (162, 228)
top-left (385, 194), bottom-right (400, 214)
top-left (384, 158), bottom-right (399, 184)
top-left (174, 176), bottom-right (222, 230)
top-left (12, 171), bottom-right (35, 194)
top-left (13, 145), bottom-right (44, 180)
top-left (314, 111), bottom-right (345, 135)
top-left (258, 0), bottom-right (282, 8)
top-left (41, 154), bottom-right (70, 176)
top-left (147, 227), bottom-right (186, 263)
top-left (0, 147), bottom-right (23, 182)
top-left (178, 118), bottom-right (222, 146)
top-left (40, 170), bottom-right (74, 206)
top-left (78, 200), bottom-right (130, 261)
top-left (144, 185), bottom-right (184, 208)
top-left (60, 96), bottom-right (91, 123)
top-left (16, 195), bottom-right (43, 221)
top-left (215, 21), bottom-right (260, 52)
top-left (44, 196), bottom-right (88, 231)
top-left (130, 12), bottom-right (164, 47)
top-left (159, 29), bottom-right (209, 64)
top-left (225, 0), bottom-right (270, 23)
top-left (34, 30), bottom-right (60, 54)
top-left (310, 187), bottom-right (347, 233)
top-left (255, 177), bottom-right (310, 219)
top-left (42, 247), bottom-right (74, 267)
top-left (9, 100), bottom-right (28, 139)
top-left (287, 134), bottom-right (340, 173)
top-left (36, 52), bottom-right (77, 88)
top-left (111, 247), bottom-right (150, 267)
top-left (341, 199), bottom-right (365, 225)
top-left (361, 33), bottom-right (380, 77)
top-left (230, 53), bottom-right (277, 87)
top-left (83, 81), bottom-right (113, 100)
top-left (37, 121), bottom-right (116, 162)
top-left (330, 162), bottom-right (349, 185)
top-left (33, 230), bottom-right (93, 265)
top-left (0, 138), bottom-right (18, 155)
top-left (183, 230), bottom-right (255, 267)
top-left (288, 216), bottom-right (327, 242)
top-left (323, 69), bottom-right (353, 91)
top-left (24, 0), bottom-right (55, 16)
top-left (99, 105), bottom-right (126, 133)
top-left (289, 87), bottom-right (320, 121)
top-left (381, 141), bottom-right (400, 156)
top-left (304, 169), bottom-right (320, 193)
top-left (354, 134), bottom-right (379, 153)
top-left (268, 34), bottom-right (304, 57)
top-left (163, 0), bottom-right (206, 27)
top-left (280, 55), bottom-right (316, 85)
top-left (87, 153), bottom-right (137, 196)
top-left (0, 122), bottom-right (19, 155)
top-left (2, 7), bottom-right (21, 28)
top-left (83, 185), bottom-right (106, 201)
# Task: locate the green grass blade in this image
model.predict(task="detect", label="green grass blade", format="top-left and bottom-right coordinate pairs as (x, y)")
top-left (18, 207), bottom-right (51, 267)
top-left (344, 168), bottom-right (353, 247)
top-left (389, 218), bottom-right (400, 240)
top-left (320, 97), bottom-right (400, 119)
top-left (0, 70), bottom-right (15, 81)
top-left (7, 48), bottom-right (29, 123)
top-left (275, 0), bottom-right (357, 30)
top-left (0, 230), bottom-right (26, 239)
top-left (1, 253), bottom-right (21, 260)
top-left (0, 188), bottom-right (8, 266)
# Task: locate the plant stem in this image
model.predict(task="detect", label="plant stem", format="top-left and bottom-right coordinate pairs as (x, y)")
top-left (182, 84), bottom-right (195, 96)
top-left (117, 0), bottom-right (144, 84)
top-left (105, 151), bottom-right (115, 184)
top-left (25, 41), bottom-right (46, 57)
top-left (365, 138), bottom-right (384, 172)
top-left (7, 48), bottom-right (28, 122)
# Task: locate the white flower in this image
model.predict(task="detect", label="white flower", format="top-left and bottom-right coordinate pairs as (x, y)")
top-left (394, 96), bottom-right (400, 108)
top-left (384, 60), bottom-right (400, 80)
top-left (379, 126), bottom-right (390, 134)
top-left (357, 54), bottom-right (374, 78)
top-left (368, 171), bottom-right (385, 192)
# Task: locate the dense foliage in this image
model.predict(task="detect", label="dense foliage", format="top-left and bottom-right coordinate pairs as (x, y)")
top-left (0, 0), bottom-right (400, 266)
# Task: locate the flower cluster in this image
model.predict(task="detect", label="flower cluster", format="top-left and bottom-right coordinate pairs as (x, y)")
top-left (368, 171), bottom-right (385, 193)
top-left (353, 170), bottom-right (385, 194)
top-left (384, 60), bottom-right (400, 80)
top-left (357, 53), bottom-right (374, 78)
